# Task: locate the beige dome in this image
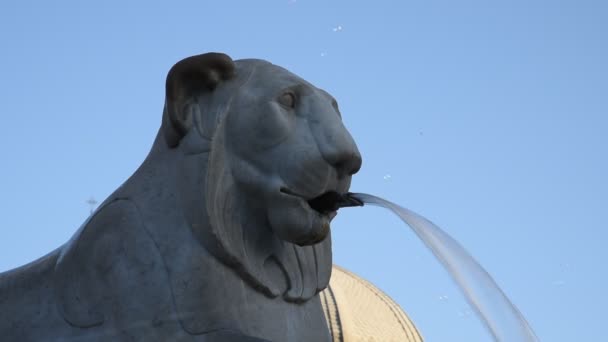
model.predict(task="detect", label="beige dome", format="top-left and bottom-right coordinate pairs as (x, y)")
top-left (321, 266), bottom-right (423, 342)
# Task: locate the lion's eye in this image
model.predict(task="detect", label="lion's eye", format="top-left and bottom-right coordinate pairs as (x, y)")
top-left (278, 92), bottom-right (296, 108)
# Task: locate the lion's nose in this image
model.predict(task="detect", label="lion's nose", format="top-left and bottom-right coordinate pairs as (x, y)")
top-left (310, 105), bottom-right (362, 178)
top-left (329, 149), bottom-right (362, 177)
top-left (318, 129), bottom-right (362, 178)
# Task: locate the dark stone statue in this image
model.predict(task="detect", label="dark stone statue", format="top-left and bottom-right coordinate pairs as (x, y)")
top-left (0, 53), bottom-right (362, 341)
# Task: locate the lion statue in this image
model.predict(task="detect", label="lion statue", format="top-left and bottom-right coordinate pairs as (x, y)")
top-left (0, 53), bottom-right (363, 341)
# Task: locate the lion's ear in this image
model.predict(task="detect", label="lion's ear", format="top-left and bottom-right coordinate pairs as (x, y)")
top-left (163, 52), bottom-right (235, 148)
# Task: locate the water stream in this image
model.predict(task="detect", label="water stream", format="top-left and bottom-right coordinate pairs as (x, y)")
top-left (350, 193), bottom-right (538, 342)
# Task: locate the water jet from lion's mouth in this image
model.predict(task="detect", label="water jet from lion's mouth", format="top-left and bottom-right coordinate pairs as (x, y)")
top-left (340, 192), bottom-right (538, 342)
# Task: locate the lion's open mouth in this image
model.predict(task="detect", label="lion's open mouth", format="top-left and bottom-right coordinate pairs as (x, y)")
top-left (307, 191), bottom-right (363, 213)
top-left (280, 188), bottom-right (363, 215)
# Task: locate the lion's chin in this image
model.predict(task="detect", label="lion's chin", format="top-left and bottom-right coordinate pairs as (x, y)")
top-left (266, 193), bottom-right (334, 246)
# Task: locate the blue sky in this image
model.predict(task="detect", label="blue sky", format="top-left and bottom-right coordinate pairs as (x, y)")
top-left (1, 1), bottom-right (606, 340)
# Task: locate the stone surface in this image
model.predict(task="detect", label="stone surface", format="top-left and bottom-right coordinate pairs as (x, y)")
top-left (0, 53), bottom-right (362, 341)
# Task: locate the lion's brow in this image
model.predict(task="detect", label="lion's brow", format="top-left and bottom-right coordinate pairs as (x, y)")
top-left (317, 88), bottom-right (337, 103)
top-left (285, 83), bottom-right (314, 96)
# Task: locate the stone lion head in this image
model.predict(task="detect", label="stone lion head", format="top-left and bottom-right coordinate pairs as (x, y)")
top-left (159, 53), bottom-right (362, 303)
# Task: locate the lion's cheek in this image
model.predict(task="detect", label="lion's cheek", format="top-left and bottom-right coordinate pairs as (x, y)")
top-left (226, 103), bottom-right (295, 153)
top-left (266, 197), bottom-right (329, 246)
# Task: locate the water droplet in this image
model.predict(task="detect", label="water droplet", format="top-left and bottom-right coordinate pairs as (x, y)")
top-left (457, 309), bottom-right (473, 317)
top-left (320, 52), bottom-right (327, 57)
top-left (332, 25), bottom-right (343, 32)
top-left (383, 174), bottom-right (392, 180)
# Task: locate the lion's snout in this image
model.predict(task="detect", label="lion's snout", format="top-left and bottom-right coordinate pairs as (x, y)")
top-left (331, 150), bottom-right (362, 178)
top-left (312, 114), bottom-right (362, 179)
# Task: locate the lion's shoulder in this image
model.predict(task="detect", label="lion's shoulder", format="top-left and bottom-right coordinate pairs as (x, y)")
top-left (54, 199), bottom-right (171, 328)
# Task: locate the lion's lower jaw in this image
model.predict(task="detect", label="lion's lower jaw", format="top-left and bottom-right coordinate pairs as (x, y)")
top-left (267, 209), bottom-right (331, 247)
top-left (265, 194), bottom-right (332, 247)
